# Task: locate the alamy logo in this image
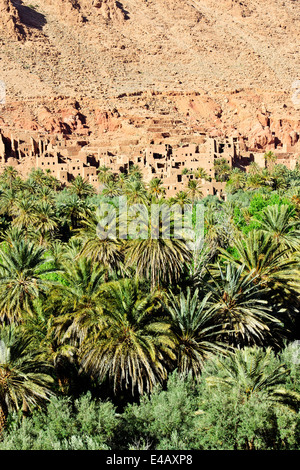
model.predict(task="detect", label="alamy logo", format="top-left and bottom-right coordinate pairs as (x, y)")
top-left (0, 81), bottom-right (5, 105)
top-left (291, 340), bottom-right (300, 365)
top-left (96, 196), bottom-right (205, 251)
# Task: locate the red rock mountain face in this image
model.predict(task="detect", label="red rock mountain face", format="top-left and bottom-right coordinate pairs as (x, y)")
top-left (0, 0), bottom-right (27, 40)
top-left (0, 0), bottom-right (299, 152)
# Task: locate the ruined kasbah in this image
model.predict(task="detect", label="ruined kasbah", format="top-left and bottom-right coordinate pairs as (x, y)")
top-left (0, 125), bottom-right (299, 199)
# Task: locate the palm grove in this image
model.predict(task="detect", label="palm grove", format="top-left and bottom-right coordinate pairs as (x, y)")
top-left (0, 157), bottom-right (300, 450)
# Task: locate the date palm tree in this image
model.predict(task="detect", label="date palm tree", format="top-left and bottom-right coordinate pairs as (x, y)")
top-left (226, 168), bottom-right (246, 193)
top-left (49, 257), bottom-right (105, 348)
top-left (291, 190), bottom-right (300, 215)
top-left (61, 237), bottom-right (83, 263)
top-left (127, 164), bottom-right (143, 182)
top-left (161, 288), bottom-right (227, 378)
top-left (43, 170), bottom-right (61, 192)
top-left (148, 178), bottom-right (166, 199)
top-left (32, 201), bottom-right (58, 246)
top-left (193, 167), bottom-right (210, 181)
top-left (245, 172), bottom-right (264, 190)
top-left (55, 192), bottom-right (93, 231)
top-left (248, 162), bottom-right (262, 175)
top-left (0, 324), bottom-right (54, 434)
top-left (0, 226), bottom-right (23, 245)
top-left (80, 279), bottom-right (175, 396)
top-left (11, 196), bottom-right (37, 232)
top-left (0, 166), bottom-right (18, 190)
top-left (0, 188), bottom-right (17, 218)
top-left (116, 172), bottom-right (128, 190)
top-left (186, 179), bottom-right (203, 202)
top-left (218, 230), bottom-right (300, 295)
top-left (69, 175), bottom-right (95, 200)
top-left (170, 191), bottom-right (192, 208)
top-left (98, 165), bottom-right (114, 185)
top-left (264, 150), bottom-right (277, 171)
top-left (125, 201), bottom-right (192, 290)
top-left (267, 165), bottom-right (288, 191)
top-left (0, 239), bottom-right (57, 324)
top-left (205, 263), bottom-right (282, 347)
top-left (127, 237), bottom-right (192, 290)
top-left (78, 212), bottom-right (125, 278)
top-left (45, 258), bottom-right (110, 392)
top-left (205, 346), bottom-right (300, 410)
top-left (124, 179), bottom-right (148, 205)
top-left (217, 229), bottom-right (300, 343)
top-left (26, 169), bottom-right (50, 192)
top-left (203, 203), bottom-right (235, 258)
top-left (214, 158), bottom-right (230, 182)
top-left (101, 180), bottom-right (123, 198)
top-left (255, 204), bottom-right (300, 251)
top-left (35, 185), bottom-right (56, 204)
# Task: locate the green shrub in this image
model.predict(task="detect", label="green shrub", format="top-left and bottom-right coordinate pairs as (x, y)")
top-left (0, 393), bottom-right (118, 450)
top-left (120, 372), bottom-right (202, 450)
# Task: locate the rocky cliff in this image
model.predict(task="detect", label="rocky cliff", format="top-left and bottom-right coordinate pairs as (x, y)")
top-left (0, 0), bottom-right (299, 152)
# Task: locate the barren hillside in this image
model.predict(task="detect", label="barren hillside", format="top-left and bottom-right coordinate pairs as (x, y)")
top-left (0, 0), bottom-right (300, 150)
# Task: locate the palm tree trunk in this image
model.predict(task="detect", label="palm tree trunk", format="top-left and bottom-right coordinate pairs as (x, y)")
top-left (0, 371), bottom-right (9, 435)
top-left (245, 437), bottom-right (256, 450)
top-left (22, 398), bottom-right (30, 419)
top-left (0, 400), bottom-right (8, 436)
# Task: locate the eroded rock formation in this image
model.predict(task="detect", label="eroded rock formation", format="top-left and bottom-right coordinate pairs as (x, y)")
top-left (0, 0), bottom-right (26, 40)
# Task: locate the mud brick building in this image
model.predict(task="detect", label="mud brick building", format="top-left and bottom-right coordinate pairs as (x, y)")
top-left (0, 127), bottom-right (299, 198)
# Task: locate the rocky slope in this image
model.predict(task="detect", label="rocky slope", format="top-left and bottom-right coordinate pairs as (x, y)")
top-left (0, 0), bottom-right (300, 151)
